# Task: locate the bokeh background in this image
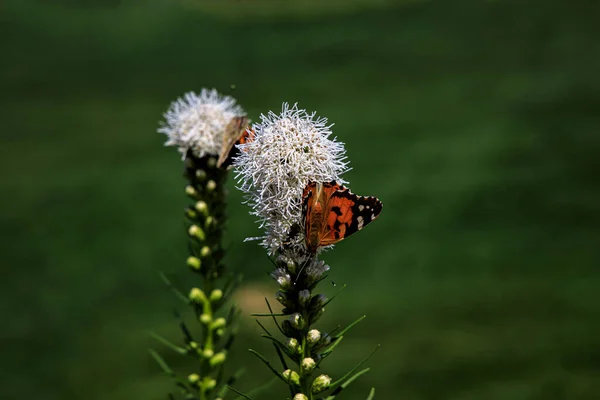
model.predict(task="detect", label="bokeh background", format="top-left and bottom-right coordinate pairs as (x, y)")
top-left (2, 0), bottom-right (599, 399)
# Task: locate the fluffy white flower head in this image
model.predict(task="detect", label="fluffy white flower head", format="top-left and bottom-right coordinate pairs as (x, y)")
top-left (158, 88), bottom-right (246, 159)
top-left (233, 103), bottom-right (350, 253)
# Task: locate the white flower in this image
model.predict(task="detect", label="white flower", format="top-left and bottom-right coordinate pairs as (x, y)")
top-left (158, 88), bottom-right (246, 159)
top-left (233, 103), bottom-right (350, 253)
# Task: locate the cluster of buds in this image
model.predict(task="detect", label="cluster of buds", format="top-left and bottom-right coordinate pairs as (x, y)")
top-left (272, 252), bottom-right (335, 396)
top-left (152, 89), bottom-right (245, 400)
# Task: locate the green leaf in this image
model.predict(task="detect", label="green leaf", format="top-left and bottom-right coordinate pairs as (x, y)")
top-left (159, 272), bottom-right (191, 304)
top-left (328, 345), bottom-right (380, 390)
top-left (320, 284), bottom-right (347, 309)
top-left (150, 332), bottom-right (187, 355)
top-left (217, 368), bottom-right (246, 397)
top-left (366, 387), bottom-right (376, 400)
top-left (148, 349), bottom-right (193, 394)
top-left (248, 349), bottom-right (287, 383)
top-left (335, 315), bottom-right (366, 338)
top-left (324, 368), bottom-right (371, 400)
top-left (251, 312), bottom-right (286, 317)
top-left (232, 377), bottom-right (279, 400)
top-left (264, 298), bottom-right (286, 336)
top-left (226, 385), bottom-right (254, 400)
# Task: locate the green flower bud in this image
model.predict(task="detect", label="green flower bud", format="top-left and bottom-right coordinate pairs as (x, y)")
top-left (287, 337), bottom-right (300, 353)
top-left (206, 180), bottom-right (217, 191)
top-left (301, 357), bottom-right (316, 373)
top-left (204, 216), bottom-right (214, 230)
top-left (195, 200), bottom-right (208, 213)
top-left (209, 289), bottom-right (223, 302)
top-left (311, 307), bottom-right (325, 324)
top-left (203, 377), bottom-right (217, 391)
top-left (185, 185), bottom-right (197, 197)
top-left (211, 317), bottom-right (226, 330)
top-left (275, 290), bottom-right (293, 308)
top-left (209, 351), bottom-right (227, 367)
top-left (311, 374), bottom-right (331, 394)
top-left (283, 369), bottom-right (301, 386)
top-left (289, 313), bottom-right (305, 330)
top-left (188, 373), bottom-right (200, 384)
top-left (287, 259), bottom-right (297, 274)
top-left (200, 246), bottom-right (211, 258)
top-left (307, 329), bottom-right (321, 346)
top-left (195, 169), bottom-right (207, 181)
top-left (206, 157), bottom-right (217, 168)
top-left (298, 290), bottom-right (310, 308)
top-left (281, 320), bottom-right (296, 337)
top-left (188, 341), bottom-right (199, 350)
top-left (189, 288), bottom-right (207, 303)
top-left (186, 256), bottom-right (201, 270)
top-left (185, 208), bottom-right (198, 219)
top-left (188, 224), bottom-right (206, 241)
top-left (293, 394), bottom-right (308, 400)
top-left (215, 328), bottom-right (225, 337)
top-left (199, 313), bottom-right (212, 324)
top-left (202, 348), bottom-right (214, 359)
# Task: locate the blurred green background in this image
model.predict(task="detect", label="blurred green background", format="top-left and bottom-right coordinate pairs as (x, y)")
top-left (2, 0), bottom-right (599, 399)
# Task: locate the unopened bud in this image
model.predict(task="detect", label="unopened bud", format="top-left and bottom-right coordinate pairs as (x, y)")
top-left (206, 157), bottom-right (217, 168)
top-left (286, 259), bottom-right (297, 274)
top-left (209, 351), bottom-right (227, 367)
top-left (307, 329), bottom-right (321, 346)
top-left (211, 317), bottom-right (226, 330)
top-left (187, 256), bottom-right (201, 270)
top-left (200, 246), bottom-right (211, 258)
top-left (202, 348), bottom-right (214, 359)
top-left (195, 169), bottom-right (207, 181)
top-left (203, 377), bottom-right (217, 391)
top-left (204, 216), bottom-right (214, 229)
top-left (215, 328), bottom-right (225, 337)
top-left (200, 313), bottom-right (212, 324)
top-left (185, 185), bottom-right (197, 197)
top-left (188, 373), bottom-right (200, 384)
top-left (293, 394), bottom-right (308, 400)
top-left (209, 289), bottom-right (223, 302)
top-left (188, 224), bottom-right (206, 241)
top-left (189, 288), bottom-right (207, 303)
top-left (206, 180), bottom-right (217, 191)
top-left (195, 200), bottom-right (208, 213)
top-left (298, 290), bottom-right (310, 308)
top-left (289, 313), bottom-right (304, 330)
top-left (283, 369), bottom-right (300, 386)
top-left (185, 208), bottom-right (197, 219)
top-left (188, 341), bottom-right (199, 350)
top-left (287, 337), bottom-right (300, 353)
top-left (311, 374), bottom-right (331, 394)
top-left (301, 357), bottom-right (316, 373)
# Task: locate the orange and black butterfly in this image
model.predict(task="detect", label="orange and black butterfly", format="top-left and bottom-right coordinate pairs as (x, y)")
top-left (217, 116), bottom-right (254, 168)
top-left (302, 181), bottom-right (382, 253)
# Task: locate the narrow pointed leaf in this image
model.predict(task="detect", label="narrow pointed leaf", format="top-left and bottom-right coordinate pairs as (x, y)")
top-left (150, 332), bottom-right (187, 355)
top-left (324, 368), bottom-right (371, 400)
top-left (321, 284), bottom-right (347, 309)
top-left (366, 387), bottom-right (375, 400)
top-left (159, 272), bottom-right (191, 304)
top-left (334, 315), bottom-right (366, 338)
top-left (232, 377), bottom-right (279, 400)
top-left (226, 385), bottom-right (254, 400)
top-left (248, 349), bottom-right (286, 383)
top-left (329, 345), bottom-right (380, 390)
top-left (264, 298), bottom-right (286, 336)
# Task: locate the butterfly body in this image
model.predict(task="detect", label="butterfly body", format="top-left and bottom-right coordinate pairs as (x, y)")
top-left (302, 181), bottom-right (382, 253)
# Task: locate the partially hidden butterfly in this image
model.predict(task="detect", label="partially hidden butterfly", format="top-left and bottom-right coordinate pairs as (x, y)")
top-left (216, 115), bottom-right (253, 168)
top-left (302, 181), bottom-right (383, 253)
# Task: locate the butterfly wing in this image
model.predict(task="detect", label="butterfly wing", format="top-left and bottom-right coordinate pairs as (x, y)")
top-left (302, 181), bottom-right (382, 252)
top-left (217, 115), bottom-right (249, 168)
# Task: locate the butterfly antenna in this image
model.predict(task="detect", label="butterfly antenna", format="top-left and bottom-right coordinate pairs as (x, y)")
top-left (293, 256), bottom-right (312, 285)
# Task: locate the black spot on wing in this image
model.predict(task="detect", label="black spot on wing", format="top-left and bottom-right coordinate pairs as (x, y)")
top-left (346, 196), bottom-right (383, 235)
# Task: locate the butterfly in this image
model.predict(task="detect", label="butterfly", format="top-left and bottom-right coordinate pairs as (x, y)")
top-left (216, 115), bottom-right (253, 168)
top-left (302, 181), bottom-right (383, 253)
